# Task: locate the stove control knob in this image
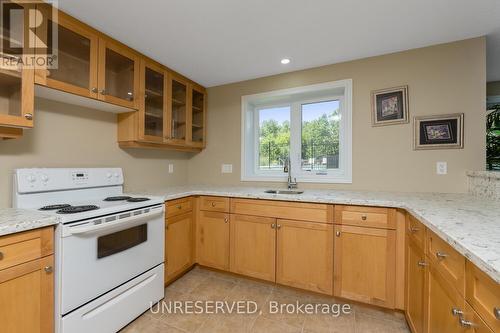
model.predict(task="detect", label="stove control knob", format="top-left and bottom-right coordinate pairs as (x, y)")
top-left (106, 172), bottom-right (112, 179)
top-left (113, 173), bottom-right (119, 179)
top-left (27, 174), bottom-right (36, 183)
top-left (40, 174), bottom-right (49, 183)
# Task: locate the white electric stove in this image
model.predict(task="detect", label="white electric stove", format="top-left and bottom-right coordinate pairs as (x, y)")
top-left (13, 168), bottom-right (165, 333)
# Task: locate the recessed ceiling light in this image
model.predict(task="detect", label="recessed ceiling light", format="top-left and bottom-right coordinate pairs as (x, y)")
top-left (281, 58), bottom-right (290, 64)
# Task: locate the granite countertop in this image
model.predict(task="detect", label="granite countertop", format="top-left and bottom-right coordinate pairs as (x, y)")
top-left (0, 209), bottom-right (59, 237)
top-left (132, 185), bottom-right (500, 284)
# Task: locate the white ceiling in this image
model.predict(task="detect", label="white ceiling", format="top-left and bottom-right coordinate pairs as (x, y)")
top-left (58, 0), bottom-right (500, 87)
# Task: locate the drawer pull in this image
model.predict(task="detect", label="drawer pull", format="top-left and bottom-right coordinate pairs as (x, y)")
top-left (211, 202), bottom-right (216, 207)
top-left (436, 252), bottom-right (448, 259)
top-left (44, 266), bottom-right (53, 274)
top-left (494, 307), bottom-right (500, 320)
top-left (410, 227), bottom-right (419, 233)
top-left (451, 308), bottom-right (463, 317)
top-left (0, 251), bottom-right (3, 260)
top-left (176, 205), bottom-right (182, 209)
top-left (361, 215), bottom-right (367, 220)
top-left (417, 261), bottom-right (428, 267)
top-left (224, 217), bottom-right (228, 223)
top-left (458, 318), bottom-right (473, 328)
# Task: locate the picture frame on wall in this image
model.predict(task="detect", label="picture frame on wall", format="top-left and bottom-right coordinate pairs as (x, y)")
top-left (371, 85), bottom-right (409, 126)
top-left (414, 113), bottom-right (464, 150)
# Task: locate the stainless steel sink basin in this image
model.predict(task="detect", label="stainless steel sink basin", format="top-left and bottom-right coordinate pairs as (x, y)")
top-left (264, 189), bottom-right (304, 195)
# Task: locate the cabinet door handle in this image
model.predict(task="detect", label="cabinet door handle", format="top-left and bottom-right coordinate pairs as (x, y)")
top-left (176, 205), bottom-right (182, 209)
top-left (91, 87), bottom-right (98, 93)
top-left (271, 223), bottom-right (276, 229)
top-left (361, 215), bottom-right (367, 220)
top-left (277, 224), bottom-right (281, 229)
top-left (100, 89), bottom-right (106, 95)
top-left (494, 307), bottom-right (500, 320)
top-left (44, 266), bottom-right (53, 273)
top-left (451, 308), bottom-right (463, 317)
top-left (24, 113), bottom-right (33, 120)
top-left (417, 261), bottom-right (428, 267)
top-left (436, 252), bottom-right (448, 259)
top-left (336, 231), bottom-right (341, 237)
top-left (211, 202), bottom-right (216, 207)
top-left (0, 251), bottom-right (3, 260)
top-left (458, 318), bottom-right (473, 328)
top-left (224, 217), bottom-right (228, 223)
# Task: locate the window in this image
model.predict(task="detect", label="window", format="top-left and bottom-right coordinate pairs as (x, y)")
top-left (241, 80), bottom-right (352, 183)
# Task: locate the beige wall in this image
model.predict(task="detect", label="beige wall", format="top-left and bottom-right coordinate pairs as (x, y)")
top-left (487, 81), bottom-right (500, 96)
top-left (188, 37), bottom-right (486, 193)
top-left (0, 98), bottom-right (190, 208)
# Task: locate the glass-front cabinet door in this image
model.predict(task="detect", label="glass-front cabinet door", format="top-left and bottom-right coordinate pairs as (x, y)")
top-left (0, 2), bottom-right (34, 129)
top-left (167, 76), bottom-right (188, 144)
top-left (189, 85), bottom-right (206, 147)
top-left (140, 61), bottom-right (166, 142)
top-left (35, 10), bottom-right (98, 99)
top-left (98, 38), bottom-right (139, 109)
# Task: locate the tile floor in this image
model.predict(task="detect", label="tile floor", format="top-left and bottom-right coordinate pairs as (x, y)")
top-left (120, 266), bottom-right (410, 333)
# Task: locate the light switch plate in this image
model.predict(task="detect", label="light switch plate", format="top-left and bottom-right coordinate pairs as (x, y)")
top-left (168, 164), bottom-right (174, 174)
top-left (436, 162), bottom-right (447, 175)
top-left (221, 164), bottom-right (233, 174)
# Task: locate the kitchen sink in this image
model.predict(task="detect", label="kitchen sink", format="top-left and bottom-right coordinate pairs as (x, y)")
top-left (264, 189), bottom-right (304, 195)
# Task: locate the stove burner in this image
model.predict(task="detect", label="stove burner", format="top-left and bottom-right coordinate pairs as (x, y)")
top-left (57, 205), bottom-right (100, 214)
top-left (104, 196), bottom-right (132, 201)
top-left (127, 197), bottom-right (151, 202)
top-left (39, 204), bottom-right (71, 211)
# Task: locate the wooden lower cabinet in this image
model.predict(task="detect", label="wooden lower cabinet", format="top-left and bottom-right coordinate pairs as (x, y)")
top-left (333, 224), bottom-right (396, 308)
top-left (0, 253), bottom-right (54, 333)
top-left (196, 211), bottom-right (230, 270)
top-left (276, 219), bottom-right (333, 294)
top-left (461, 302), bottom-right (494, 333)
top-left (426, 263), bottom-right (467, 333)
top-left (230, 214), bottom-right (276, 282)
top-left (406, 238), bottom-right (427, 333)
top-left (165, 211), bottom-right (193, 283)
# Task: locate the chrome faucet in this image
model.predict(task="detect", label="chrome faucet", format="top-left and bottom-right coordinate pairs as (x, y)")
top-left (284, 158), bottom-right (298, 189)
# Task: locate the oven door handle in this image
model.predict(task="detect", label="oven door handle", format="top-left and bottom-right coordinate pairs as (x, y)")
top-left (68, 208), bottom-right (163, 236)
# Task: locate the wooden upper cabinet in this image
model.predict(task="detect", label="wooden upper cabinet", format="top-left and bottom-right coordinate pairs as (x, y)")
top-left (35, 10), bottom-right (98, 99)
top-left (0, 2), bottom-right (34, 130)
top-left (139, 60), bottom-right (167, 142)
top-left (333, 224), bottom-right (396, 309)
top-left (97, 38), bottom-right (140, 109)
top-left (188, 84), bottom-right (206, 147)
top-left (167, 75), bottom-right (188, 145)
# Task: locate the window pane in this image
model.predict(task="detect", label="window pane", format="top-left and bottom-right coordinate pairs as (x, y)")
top-left (258, 106), bottom-right (290, 170)
top-left (301, 100), bottom-right (340, 172)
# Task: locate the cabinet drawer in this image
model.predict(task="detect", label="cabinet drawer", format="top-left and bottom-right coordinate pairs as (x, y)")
top-left (407, 214), bottom-right (426, 250)
top-left (230, 198), bottom-right (333, 223)
top-left (166, 197), bottom-right (192, 218)
top-left (200, 196), bottom-right (230, 212)
top-left (465, 260), bottom-right (500, 332)
top-left (427, 230), bottom-right (465, 296)
top-left (0, 227), bottom-right (53, 271)
top-left (335, 205), bottom-right (396, 229)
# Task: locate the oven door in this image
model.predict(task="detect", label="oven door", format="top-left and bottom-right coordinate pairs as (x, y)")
top-left (60, 204), bottom-right (164, 315)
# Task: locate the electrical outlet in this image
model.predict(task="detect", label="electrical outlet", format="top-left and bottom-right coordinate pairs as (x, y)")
top-left (436, 162), bottom-right (447, 175)
top-left (221, 164), bottom-right (233, 174)
top-left (168, 164), bottom-right (174, 174)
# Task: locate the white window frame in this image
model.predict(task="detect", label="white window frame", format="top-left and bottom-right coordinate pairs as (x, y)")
top-left (241, 79), bottom-right (352, 183)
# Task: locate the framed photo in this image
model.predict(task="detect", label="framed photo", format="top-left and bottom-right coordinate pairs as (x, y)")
top-left (414, 113), bottom-right (464, 150)
top-left (371, 85), bottom-right (409, 126)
